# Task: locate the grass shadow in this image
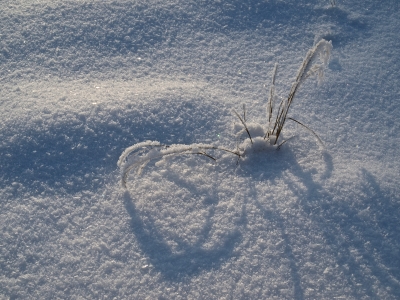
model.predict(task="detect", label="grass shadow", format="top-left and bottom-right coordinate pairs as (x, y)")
top-left (285, 157), bottom-right (400, 298)
top-left (235, 147), bottom-right (332, 300)
top-left (235, 146), bottom-right (399, 298)
top-left (123, 190), bottom-right (242, 281)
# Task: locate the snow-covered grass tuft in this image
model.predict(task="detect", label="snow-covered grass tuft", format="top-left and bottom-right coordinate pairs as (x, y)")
top-left (266, 39), bottom-right (332, 145)
top-left (119, 40), bottom-right (332, 187)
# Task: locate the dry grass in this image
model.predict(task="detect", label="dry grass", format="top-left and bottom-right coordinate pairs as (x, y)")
top-left (118, 40), bottom-right (332, 187)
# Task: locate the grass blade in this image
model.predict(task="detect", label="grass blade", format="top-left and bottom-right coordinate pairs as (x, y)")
top-left (287, 117), bottom-right (324, 147)
top-left (265, 63), bottom-right (278, 139)
top-left (233, 109), bottom-right (253, 144)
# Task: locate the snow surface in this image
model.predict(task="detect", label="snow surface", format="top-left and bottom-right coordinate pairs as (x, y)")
top-left (1, 0), bottom-right (400, 299)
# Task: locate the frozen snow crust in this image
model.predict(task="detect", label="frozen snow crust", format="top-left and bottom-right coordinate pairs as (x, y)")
top-left (1, 0), bottom-right (400, 299)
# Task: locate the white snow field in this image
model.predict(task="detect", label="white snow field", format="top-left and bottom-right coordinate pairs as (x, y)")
top-left (1, 0), bottom-right (399, 299)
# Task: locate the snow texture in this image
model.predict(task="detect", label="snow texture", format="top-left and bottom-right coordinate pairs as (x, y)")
top-left (1, 0), bottom-right (400, 299)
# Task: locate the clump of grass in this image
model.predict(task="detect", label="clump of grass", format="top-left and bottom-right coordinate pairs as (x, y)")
top-left (118, 40), bottom-right (332, 188)
top-left (265, 39), bottom-right (332, 145)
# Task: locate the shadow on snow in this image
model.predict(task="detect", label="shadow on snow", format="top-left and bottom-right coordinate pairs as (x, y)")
top-left (120, 131), bottom-right (399, 298)
top-left (1, 0), bottom-right (370, 69)
top-left (254, 151), bottom-right (399, 299)
top-left (123, 190), bottom-right (242, 281)
top-left (0, 99), bottom-right (223, 196)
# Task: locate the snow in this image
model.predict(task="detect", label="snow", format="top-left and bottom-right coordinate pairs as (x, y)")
top-left (1, 0), bottom-right (400, 299)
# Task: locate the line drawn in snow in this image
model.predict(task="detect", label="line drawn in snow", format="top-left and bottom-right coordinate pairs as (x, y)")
top-left (118, 39), bottom-right (332, 188)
